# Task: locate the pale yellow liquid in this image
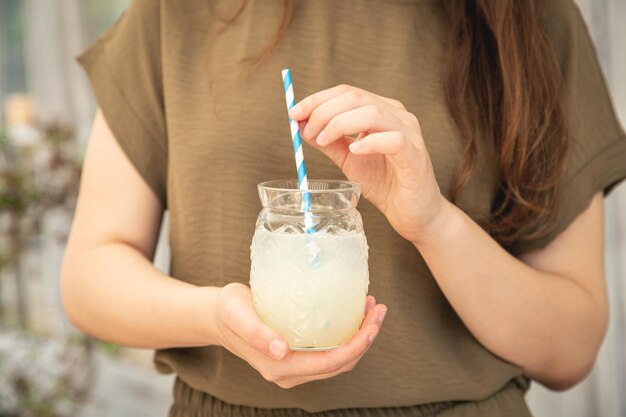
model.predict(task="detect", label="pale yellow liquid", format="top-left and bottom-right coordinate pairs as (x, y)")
top-left (250, 230), bottom-right (369, 349)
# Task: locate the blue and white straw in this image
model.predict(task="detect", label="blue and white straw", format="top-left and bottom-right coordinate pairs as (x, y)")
top-left (282, 68), bottom-right (315, 234)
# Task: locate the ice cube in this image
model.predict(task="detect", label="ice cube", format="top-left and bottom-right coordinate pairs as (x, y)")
top-left (305, 240), bottom-right (322, 268)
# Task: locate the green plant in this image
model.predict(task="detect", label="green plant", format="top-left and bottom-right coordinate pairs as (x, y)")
top-left (98, 341), bottom-right (121, 356)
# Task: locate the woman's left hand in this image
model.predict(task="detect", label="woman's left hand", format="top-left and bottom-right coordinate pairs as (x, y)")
top-left (289, 84), bottom-right (447, 244)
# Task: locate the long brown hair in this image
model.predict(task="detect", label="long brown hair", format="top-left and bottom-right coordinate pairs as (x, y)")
top-left (441, 0), bottom-right (568, 244)
top-left (222, 0), bottom-right (568, 246)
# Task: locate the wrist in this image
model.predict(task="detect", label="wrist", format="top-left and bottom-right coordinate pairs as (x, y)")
top-left (188, 285), bottom-right (223, 347)
top-left (411, 197), bottom-right (465, 248)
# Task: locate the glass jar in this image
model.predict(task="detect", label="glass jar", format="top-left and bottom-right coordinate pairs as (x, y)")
top-left (250, 180), bottom-right (370, 350)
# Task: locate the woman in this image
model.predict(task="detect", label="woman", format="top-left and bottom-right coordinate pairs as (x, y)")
top-left (61, 0), bottom-right (626, 415)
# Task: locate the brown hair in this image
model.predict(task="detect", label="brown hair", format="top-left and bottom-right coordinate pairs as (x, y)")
top-left (441, 0), bottom-right (568, 244)
top-left (221, 0), bottom-right (568, 246)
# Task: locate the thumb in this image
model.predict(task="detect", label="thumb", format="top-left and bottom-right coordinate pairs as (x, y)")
top-left (222, 295), bottom-right (289, 360)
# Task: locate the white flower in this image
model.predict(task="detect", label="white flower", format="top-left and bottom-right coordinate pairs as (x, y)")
top-left (0, 329), bottom-right (90, 416)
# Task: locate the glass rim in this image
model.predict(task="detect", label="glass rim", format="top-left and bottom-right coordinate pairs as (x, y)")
top-left (258, 179), bottom-right (361, 194)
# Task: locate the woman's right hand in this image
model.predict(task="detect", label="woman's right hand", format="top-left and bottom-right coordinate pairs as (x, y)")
top-left (213, 282), bottom-right (387, 389)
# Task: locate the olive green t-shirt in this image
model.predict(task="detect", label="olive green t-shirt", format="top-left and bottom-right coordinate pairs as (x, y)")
top-left (77, 0), bottom-right (626, 412)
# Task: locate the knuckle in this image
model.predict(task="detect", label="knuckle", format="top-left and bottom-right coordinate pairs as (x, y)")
top-left (346, 89), bottom-right (363, 105)
top-left (276, 381), bottom-right (296, 389)
top-left (345, 362), bottom-right (357, 372)
top-left (246, 325), bottom-right (263, 347)
top-left (366, 104), bottom-right (385, 120)
top-left (306, 112), bottom-right (320, 130)
top-left (389, 131), bottom-right (405, 147)
top-left (337, 83), bottom-right (350, 93)
top-left (320, 362), bottom-right (341, 375)
top-left (389, 98), bottom-right (405, 109)
top-left (326, 117), bottom-right (340, 134)
top-left (222, 282), bottom-right (245, 298)
top-left (249, 326), bottom-right (261, 345)
top-left (413, 140), bottom-right (426, 154)
top-left (260, 370), bottom-right (279, 383)
top-left (309, 108), bottom-right (329, 128)
top-left (302, 97), bottom-right (316, 110)
top-left (220, 297), bottom-right (237, 322)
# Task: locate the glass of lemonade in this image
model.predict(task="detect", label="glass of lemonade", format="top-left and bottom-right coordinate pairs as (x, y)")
top-left (250, 180), bottom-right (369, 350)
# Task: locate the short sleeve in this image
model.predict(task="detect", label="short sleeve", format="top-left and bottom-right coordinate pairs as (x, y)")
top-left (77, 0), bottom-right (168, 207)
top-left (509, 0), bottom-right (626, 254)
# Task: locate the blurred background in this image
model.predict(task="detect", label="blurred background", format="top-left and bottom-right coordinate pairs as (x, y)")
top-left (0, 0), bottom-right (624, 416)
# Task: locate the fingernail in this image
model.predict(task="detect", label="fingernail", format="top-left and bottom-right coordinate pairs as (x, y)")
top-left (378, 308), bottom-right (387, 324)
top-left (289, 104), bottom-right (302, 118)
top-left (368, 329), bottom-right (379, 343)
top-left (316, 130), bottom-right (327, 145)
top-left (303, 124), bottom-right (312, 139)
top-left (349, 141), bottom-right (360, 152)
top-left (366, 298), bottom-right (376, 311)
top-left (269, 339), bottom-right (286, 359)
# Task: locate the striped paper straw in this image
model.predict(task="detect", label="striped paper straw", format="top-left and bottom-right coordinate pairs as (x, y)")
top-left (281, 68), bottom-right (314, 233)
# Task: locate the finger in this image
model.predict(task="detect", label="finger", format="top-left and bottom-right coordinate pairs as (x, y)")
top-left (348, 131), bottom-right (422, 172)
top-left (281, 332), bottom-right (379, 388)
top-left (281, 304), bottom-right (387, 377)
top-left (314, 303), bottom-right (386, 374)
top-left (300, 90), bottom-right (396, 142)
top-left (289, 84), bottom-right (406, 121)
top-left (224, 321), bottom-right (370, 384)
top-left (223, 296), bottom-right (289, 360)
top-left (275, 356), bottom-right (360, 389)
top-left (238, 304), bottom-right (387, 384)
top-left (316, 105), bottom-right (403, 147)
top-left (362, 302), bottom-right (387, 329)
top-left (288, 84), bottom-right (354, 120)
top-left (299, 120), bottom-right (351, 170)
top-left (365, 295), bottom-right (376, 315)
top-left (274, 307), bottom-right (386, 388)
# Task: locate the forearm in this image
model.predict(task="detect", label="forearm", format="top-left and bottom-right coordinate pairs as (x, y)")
top-left (414, 200), bottom-right (607, 387)
top-left (61, 242), bottom-right (220, 349)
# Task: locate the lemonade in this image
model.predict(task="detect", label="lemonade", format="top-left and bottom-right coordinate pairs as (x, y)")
top-left (250, 228), bottom-right (369, 350)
